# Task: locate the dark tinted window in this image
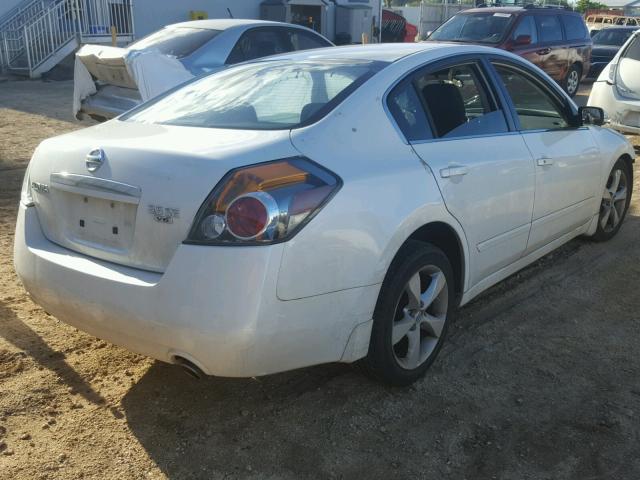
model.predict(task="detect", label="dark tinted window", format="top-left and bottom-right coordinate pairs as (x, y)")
top-left (494, 64), bottom-right (569, 130)
top-left (285, 28), bottom-right (332, 51)
top-left (429, 12), bottom-right (515, 44)
top-left (622, 34), bottom-right (640, 60)
top-left (512, 16), bottom-right (538, 44)
top-left (536, 15), bottom-right (563, 42)
top-left (129, 27), bottom-right (220, 58)
top-left (226, 28), bottom-right (289, 64)
top-left (415, 64), bottom-right (508, 139)
top-left (592, 28), bottom-right (635, 46)
top-left (387, 81), bottom-right (432, 141)
top-left (561, 15), bottom-right (588, 40)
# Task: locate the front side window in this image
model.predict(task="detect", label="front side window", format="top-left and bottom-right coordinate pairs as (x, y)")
top-left (512, 16), bottom-right (538, 44)
top-left (429, 12), bottom-right (515, 44)
top-left (129, 27), bottom-right (220, 58)
top-left (226, 28), bottom-right (289, 64)
top-left (493, 64), bottom-right (569, 131)
top-left (561, 15), bottom-right (588, 41)
top-left (124, 60), bottom-right (384, 130)
top-left (536, 15), bottom-right (563, 43)
top-left (415, 63), bottom-right (508, 139)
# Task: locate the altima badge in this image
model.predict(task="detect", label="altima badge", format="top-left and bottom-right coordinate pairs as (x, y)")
top-left (86, 148), bottom-right (105, 173)
top-left (148, 205), bottom-right (180, 224)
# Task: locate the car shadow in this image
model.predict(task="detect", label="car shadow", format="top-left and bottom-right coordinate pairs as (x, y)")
top-left (0, 300), bottom-right (105, 405)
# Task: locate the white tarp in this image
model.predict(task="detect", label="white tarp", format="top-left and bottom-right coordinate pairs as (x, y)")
top-left (73, 44), bottom-right (194, 118)
top-left (125, 50), bottom-right (194, 102)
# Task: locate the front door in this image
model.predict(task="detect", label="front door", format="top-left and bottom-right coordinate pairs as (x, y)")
top-left (389, 59), bottom-right (535, 287)
top-left (491, 62), bottom-right (601, 254)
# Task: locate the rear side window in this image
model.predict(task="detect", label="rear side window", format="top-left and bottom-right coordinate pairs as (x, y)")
top-left (285, 28), bottom-right (332, 51)
top-left (536, 15), bottom-right (563, 42)
top-left (512, 16), bottom-right (538, 44)
top-left (226, 28), bottom-right (289, 64)
top-left (129, 27), bottom-right (220, 58)
top-left (561, 15), bottom-right (588, 40)
top-left (622, 34), bottom-right (640, 61)
top-left (387, 81), bottom-right (432, 141)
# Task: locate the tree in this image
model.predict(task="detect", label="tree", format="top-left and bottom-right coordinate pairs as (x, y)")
top-left (575, 0), bottom-right (608, 13)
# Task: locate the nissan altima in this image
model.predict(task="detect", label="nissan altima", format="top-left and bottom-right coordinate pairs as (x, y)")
top-left (15, 44), bottom-right (635, 385)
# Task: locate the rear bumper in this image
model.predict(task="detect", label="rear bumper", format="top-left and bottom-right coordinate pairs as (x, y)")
top-left (588, 80), bottom-right (640, 135)
top-left (14, 205), bottom-right (378, 376)
top-left (80, 84), bottom-right (142, 120)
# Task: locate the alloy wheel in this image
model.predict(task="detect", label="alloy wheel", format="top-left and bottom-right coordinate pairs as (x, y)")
top-left (567, 69), bottom-right (579, 96)
top-left (392, 265), bottom-right (448, 370)
top-left (600, 166), bottom-right (628, 233)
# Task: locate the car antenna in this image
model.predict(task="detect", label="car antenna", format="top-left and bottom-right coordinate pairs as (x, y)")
top-left (227, 8), bottom-right (234, 19)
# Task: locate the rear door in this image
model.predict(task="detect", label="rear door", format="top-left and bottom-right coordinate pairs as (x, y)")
top-left (388, 57), bottom-right (535, 287)
top-left (560, 14), bottom-right (592, 79)
top-left (490, 61), bottom-right (600, 253)
top-left (534, 13), bottom-right (567, 81)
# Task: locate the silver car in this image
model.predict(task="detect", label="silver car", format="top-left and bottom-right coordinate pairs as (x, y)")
top-left (78, 19), bottom-right (333, 122)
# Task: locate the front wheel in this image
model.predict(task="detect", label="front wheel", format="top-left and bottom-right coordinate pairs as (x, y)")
top-left (363, 241), bottom-right (455, 386)
top-left (592, 158), bottom-right (632, 242)
top-left (563, 64), bottom-right (581, 97)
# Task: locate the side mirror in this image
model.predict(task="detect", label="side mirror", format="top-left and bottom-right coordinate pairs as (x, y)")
top-left (513, 34), bottom-right (532, 46)
top-left (579, 106), bottom-right (605, 126)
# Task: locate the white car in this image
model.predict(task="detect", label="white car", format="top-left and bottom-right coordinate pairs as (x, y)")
top-left (588, 29), bottom-right (640, 135)
top-left (15, 44), bottom-right (635, 385)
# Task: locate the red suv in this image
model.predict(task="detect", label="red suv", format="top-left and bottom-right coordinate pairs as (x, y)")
top-left (427, 7), bottom-right (592, 97)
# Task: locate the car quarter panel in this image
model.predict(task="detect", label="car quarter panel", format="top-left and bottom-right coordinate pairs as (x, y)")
top-left (279, 50), bottom-right (471, 301)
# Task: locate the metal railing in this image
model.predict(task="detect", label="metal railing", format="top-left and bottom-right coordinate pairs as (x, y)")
top-left (1, 0), bottom-right (134, 75)
top-left (22, 0), bottom-right (76, 72)
top-left (77, 0), bottom-right (135, 40)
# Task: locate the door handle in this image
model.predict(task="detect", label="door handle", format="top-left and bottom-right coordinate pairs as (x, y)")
top-left (536, 157), bottom-right (554, 166)
top-left (440, 166), bottom-right (468, 178)
top-left (536, 48), bottom-right (551, 55)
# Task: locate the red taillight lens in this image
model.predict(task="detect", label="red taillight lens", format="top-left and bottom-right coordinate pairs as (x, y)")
top-left (226, 194), bottom-right (272, 239)
top-left (186, 158), bottom-right (341, 245)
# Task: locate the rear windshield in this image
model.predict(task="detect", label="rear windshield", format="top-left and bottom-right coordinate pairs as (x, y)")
top-left (128, 27), bottom-right (220, 58)
top-left (592, 28), bottom-right (635, 46)
top-left (430, 12), bottom-right (515, 44)
top-left (123, 60), bottom-right (385, 130)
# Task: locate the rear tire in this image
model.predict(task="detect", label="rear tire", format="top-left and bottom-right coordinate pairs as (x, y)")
top-left (591, 158), bottom-right (633, 242)
top-left (362, 241), bottom-right (455, 386)
top-left (563, 64), bottom-right (581, 97)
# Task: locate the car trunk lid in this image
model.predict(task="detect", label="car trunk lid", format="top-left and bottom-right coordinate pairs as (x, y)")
top-left (28, 120), bottom-right (297, 272)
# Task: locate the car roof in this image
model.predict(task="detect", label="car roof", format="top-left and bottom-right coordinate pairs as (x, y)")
top-left (264, 42), bottom-right (491, 64)
top-left (167, 19), bottom-right (306, 31)
top-left (596, 26), bottom-right (640, 30)
top-left (461, 6), bottom-right (578, 15)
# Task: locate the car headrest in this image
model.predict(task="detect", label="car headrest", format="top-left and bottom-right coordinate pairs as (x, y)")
top-left (422, 82), bottom-right (467, 137)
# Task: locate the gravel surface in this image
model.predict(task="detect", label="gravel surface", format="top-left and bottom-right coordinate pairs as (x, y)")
top-left (0, 79), bottom-right (639, 480)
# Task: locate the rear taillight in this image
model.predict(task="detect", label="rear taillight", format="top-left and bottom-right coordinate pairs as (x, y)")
top-left (186, 158), bottom-right (341, 245)
top-left (20, 165), bottom-right (34, 207)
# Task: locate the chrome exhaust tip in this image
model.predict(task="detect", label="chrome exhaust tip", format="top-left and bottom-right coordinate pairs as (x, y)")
top-left (173, 356), bottom-right (205, 379)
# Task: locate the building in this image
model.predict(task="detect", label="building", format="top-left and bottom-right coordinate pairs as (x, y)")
top-left (0, 0), bottom-right (382, 77)
top-left (595, 0), bottom-right (640, 16)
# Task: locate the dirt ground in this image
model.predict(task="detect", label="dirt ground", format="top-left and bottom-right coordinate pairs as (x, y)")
top-left (1, 79), bottom-right (640, 480)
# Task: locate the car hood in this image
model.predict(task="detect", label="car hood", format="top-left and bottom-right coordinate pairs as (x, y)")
top-left (27, 121), bottom-right (299, 271)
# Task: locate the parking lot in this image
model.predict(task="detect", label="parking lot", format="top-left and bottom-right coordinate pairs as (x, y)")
top-left (1, 78), bottom-right (640, 479)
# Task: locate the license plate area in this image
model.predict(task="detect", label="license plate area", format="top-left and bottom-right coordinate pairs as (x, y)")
top-left (56, 190), bottom-right (137, 252)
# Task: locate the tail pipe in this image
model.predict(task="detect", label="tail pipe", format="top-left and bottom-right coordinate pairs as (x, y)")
top-left (173, 356), bottom-right (205, 379)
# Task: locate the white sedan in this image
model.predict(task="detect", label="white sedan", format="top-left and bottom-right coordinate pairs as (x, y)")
top-left (15, 44), bottom-right (635, 385)
top-left (588, 29), bottom-right (640, 135)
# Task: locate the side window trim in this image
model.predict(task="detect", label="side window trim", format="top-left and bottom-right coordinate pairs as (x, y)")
top-left (486, 59), bottom-right (580, 132)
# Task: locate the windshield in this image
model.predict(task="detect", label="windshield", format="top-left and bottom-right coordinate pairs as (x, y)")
top-left (128, 27), bottom-right (220, 58)
top-left (592, 28), bottom-right (635, 46)
top-left (124, 60), bottom-right (385, 130)
top-left (430, 12), bottom-right (515, 44)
